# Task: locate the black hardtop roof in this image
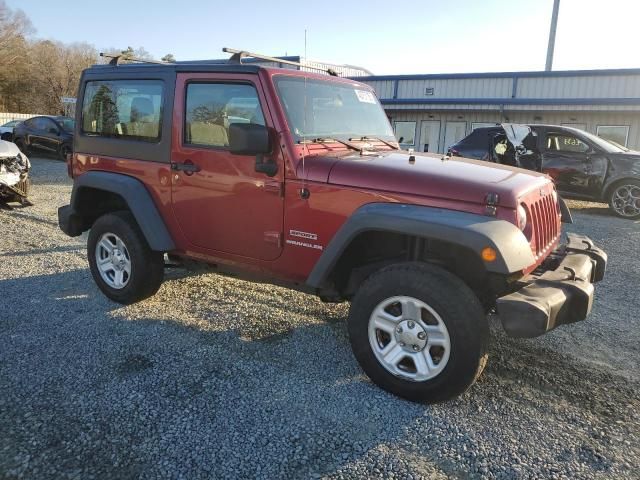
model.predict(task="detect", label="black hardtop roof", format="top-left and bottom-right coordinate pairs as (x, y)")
top-left (84, 61), bottom-right (264, 75)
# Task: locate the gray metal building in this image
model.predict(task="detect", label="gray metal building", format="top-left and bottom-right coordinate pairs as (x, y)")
top-left (357, 68), bottom-right (640, 153)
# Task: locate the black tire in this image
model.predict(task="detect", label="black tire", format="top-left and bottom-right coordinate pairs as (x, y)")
top-left (607, 179), bottom-right (640, 219)
top-left (348, 262), bottom-right (489, 403)
top-left (87, 211), bottom-right (164, 304)
top-left (58, 143), bottom-right (72, 161)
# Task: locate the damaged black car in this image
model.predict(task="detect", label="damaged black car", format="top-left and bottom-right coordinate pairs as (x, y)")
top-left (449, 124), bottom-right (640, 219)
top-left (0, 139), bottom-right (32, 208)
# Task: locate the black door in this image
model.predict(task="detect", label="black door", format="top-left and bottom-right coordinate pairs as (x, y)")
top-left (39, 118), bottom-right (62, 153)
top-left (540, 129), bottom-right (606, 199)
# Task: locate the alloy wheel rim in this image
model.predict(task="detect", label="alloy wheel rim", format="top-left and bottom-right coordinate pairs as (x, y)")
top-left (95, 233), bottom-right (131, 289)
top-left (368, 295), bottom-right (451, 382)
top-left (612, 185), bottom-right (640, 217)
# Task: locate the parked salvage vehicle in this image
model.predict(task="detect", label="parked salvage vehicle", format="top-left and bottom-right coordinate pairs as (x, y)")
top-left (449, 124), bottom-right (640, 219)
top-left (0, 139), bottom-right (31, 208)
top-left (0, 119), bottom-right (22, 141)
top-left (58, 49), bottom-right (607, 403)
top-left (13, 115), bottom-right (74, 161)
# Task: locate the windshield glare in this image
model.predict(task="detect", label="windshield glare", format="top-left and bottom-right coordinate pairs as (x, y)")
top-left (274, 76), bottom-right (395, 142)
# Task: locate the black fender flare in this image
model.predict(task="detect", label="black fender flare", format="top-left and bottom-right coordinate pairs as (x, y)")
top-left (306, 203), bottom-right (535, 288)
top-left (66, 171), bottom-right (175, 252)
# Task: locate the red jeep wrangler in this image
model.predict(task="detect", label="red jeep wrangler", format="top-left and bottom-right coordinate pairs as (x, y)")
top-left (58, 50), bottom-right (607, 403)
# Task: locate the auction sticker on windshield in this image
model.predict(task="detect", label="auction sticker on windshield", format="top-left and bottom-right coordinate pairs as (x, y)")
top-left (355, 89), bottom-right (376, 104)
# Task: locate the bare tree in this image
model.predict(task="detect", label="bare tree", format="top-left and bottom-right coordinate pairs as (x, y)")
top-left (28, 40), bottom-right (97, 114)
top-left (0, 0), bottom-right (34, 110)
top-left (161, 53), bottom-right (175, 63)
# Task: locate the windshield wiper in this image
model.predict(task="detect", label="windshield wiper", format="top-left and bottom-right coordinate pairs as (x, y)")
top-left (350, 136), bottom-right (399, 149)
top-left (303, 137), bottom-right (363, 153)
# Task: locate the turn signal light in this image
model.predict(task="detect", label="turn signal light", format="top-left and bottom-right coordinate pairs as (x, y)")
top-left (481, 247), bottom-right (497, 262)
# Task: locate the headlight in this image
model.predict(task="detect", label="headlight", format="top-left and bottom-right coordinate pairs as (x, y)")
top-left (517, 204), bottom-right (527, 231)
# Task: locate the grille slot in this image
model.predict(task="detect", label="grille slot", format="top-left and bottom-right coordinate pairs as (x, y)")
top-left (528, 194), bottom-right (560, 257)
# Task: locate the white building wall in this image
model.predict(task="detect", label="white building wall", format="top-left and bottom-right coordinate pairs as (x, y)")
top-left (387, 110), bottom-right (640, 153)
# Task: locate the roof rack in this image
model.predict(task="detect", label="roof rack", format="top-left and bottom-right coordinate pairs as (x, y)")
top-left (99, 52), bottom-right (171, 66)
top-left (223, 47), bottom-right (339, 76)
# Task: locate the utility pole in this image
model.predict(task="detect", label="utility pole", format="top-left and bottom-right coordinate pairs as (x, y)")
top-left (545, 0), bottom-right (560, 71)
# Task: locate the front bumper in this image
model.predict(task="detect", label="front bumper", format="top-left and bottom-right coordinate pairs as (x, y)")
top-left (496, 233), bottom-right (607, 338)
top-left (58, 204), bottom-right (84, 237)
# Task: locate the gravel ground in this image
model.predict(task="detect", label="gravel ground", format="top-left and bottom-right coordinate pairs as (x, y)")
top-left (1, 157), bottom-right (639, 480)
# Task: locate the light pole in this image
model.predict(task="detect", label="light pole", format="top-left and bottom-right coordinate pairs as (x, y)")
top-left (545, 0), bottom-right (560, 71)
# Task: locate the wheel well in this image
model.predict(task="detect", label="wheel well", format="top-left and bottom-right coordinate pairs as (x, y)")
top-left (74, 187), bottom-right (129, 230)
top-left (324, 231), bottom-right (504, 307)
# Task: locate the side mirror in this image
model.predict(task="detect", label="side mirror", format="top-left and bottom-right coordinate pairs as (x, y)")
top-left (48, 127), bottom-right (59, 135)
top-left (229, 123), bottom-right (271, 156)
top-left (229, 123), bottom-right (277, 177)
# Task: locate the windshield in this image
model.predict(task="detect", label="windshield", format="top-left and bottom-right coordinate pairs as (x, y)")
top-left (274, 76), bottom-right (395, 142)
top-left (57, 117), bottom-right (75, 132)
top-left (575, 129), bottom-right (629, 153)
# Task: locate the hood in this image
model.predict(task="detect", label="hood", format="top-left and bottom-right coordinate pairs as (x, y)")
top-left (0, 140), bottom-right (30, 188)
top-left (323, 150), bottom-right (549, 208)
top-left (0, 139), bottom-right (21, 158)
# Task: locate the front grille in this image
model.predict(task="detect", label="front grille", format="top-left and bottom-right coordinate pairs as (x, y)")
top-left (529, 193), bottom-right (560, 257)
top-left (10, 177), bottom-right (29, 197)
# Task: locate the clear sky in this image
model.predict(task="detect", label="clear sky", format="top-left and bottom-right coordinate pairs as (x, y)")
top-left (13, 0), bottom-right (640, 75)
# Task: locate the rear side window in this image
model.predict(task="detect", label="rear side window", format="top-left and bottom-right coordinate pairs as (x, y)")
top-left (184, 82), bottom-right (265, 148)
top-left (81, 80), bottom-right (163, 142)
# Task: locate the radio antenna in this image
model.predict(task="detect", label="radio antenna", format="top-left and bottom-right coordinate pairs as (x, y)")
top-left (301, 29), bottom-right (308, 185)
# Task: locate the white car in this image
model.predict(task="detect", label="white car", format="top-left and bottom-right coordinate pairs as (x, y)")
top-left (0, 119), bottom-right (22, 141)
top-left (0, 139), bottom-right (31, 207)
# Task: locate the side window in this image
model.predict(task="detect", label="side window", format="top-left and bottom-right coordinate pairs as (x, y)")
top-left (184, 83), bottom-right (265, 148)
top-left (33, 118), bottom-right (49, 130)
top-left (41, 118), bottom-right (57, 132)
top-left (81, 80), bottom-right (163, 142)
top-left (545, 133), bottom-right (589, 153)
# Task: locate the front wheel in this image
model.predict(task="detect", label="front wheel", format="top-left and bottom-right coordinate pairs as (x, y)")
top-left (348, 262), bottom-right (489, 403)
top-left (87, 211), bottom-right (164, 304)
top-left (608, 180), bottom-right (640, 219)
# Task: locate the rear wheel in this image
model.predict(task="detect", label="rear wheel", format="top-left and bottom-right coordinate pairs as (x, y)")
top-left (608, 179), bottom-right (640, 219)
top-left (87, 211), bottom-right (164, 304)
top-left (348, 262), bottom-right (489, 403)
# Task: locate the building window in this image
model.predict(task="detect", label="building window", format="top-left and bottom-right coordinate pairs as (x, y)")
top-left (471, 122), bottom-right (497, 131)
top-left (82, 80), bottom-right (163, 142)
top-left (561, 123), bottom-right (587, 132)
top-left (185, 83), bottom-right (265, 148)
top-left (596, 125), bottom-right (629, 147)
top-left (394, 121), bottom-right (416, 146)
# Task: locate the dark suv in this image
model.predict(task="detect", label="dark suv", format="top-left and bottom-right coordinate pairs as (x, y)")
top-left (449, 124), bottom-right (640, 219)
top-left (13, 115), bottom-right (75, 161)
top-left (57, 50), bottom-right (607, 403)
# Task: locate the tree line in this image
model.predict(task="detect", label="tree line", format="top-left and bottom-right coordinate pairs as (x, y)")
top-left (0, 1), bottom-right (174, 115)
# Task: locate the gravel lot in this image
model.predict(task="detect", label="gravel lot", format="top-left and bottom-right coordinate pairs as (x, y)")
top-left (1, 157), bottom-right (639, 479)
